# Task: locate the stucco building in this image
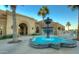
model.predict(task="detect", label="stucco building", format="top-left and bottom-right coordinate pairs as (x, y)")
top-left (36, 21), bottom-right (65, 35)
top-left (0, 10), bottom-right (65, 36)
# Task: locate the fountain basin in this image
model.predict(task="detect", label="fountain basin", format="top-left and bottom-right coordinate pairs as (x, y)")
top-left (30, 36), bottom-right (77, 49)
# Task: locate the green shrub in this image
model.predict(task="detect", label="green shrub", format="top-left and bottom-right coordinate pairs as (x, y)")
top-left (0, 35), bottom-right (13, 40)
top-left (31, 33), bottom-right (41, 36)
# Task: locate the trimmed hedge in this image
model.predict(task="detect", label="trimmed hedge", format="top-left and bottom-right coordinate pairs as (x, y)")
top-left (31, 33), bottom-right (41, 36)
top-left (0, 35), bottom-right (13, 40)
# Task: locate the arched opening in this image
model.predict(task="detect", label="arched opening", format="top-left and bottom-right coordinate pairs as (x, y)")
top-left (58, 27), bottom-right (61, 30)
top-left (0, 29), bottom-right (2, 35)
top-left (36, 27), bottom-right (40, 33)
top-left (0, 26), bottom-right (3, 36)
top-left (19, 23), bottom-right (28, 35)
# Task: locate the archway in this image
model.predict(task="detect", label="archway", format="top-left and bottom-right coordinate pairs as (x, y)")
top-left (0, 26), bottom-right (3, 36)
top-left (19, 23), bottom-right (28, 35)
top-left (36, 27), bottom-right (40, 33)
top-left (58, 27), bottom-right (61, 30)
top-left (0, 29), bottom-right (2, 35)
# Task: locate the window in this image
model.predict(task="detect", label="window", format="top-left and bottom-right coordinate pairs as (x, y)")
top-left (36, 27), bottom-right (39, 33)
top-left (58, 27), bottom-right (61, 30)
top-left (32, 27), bottom-right (34, 30)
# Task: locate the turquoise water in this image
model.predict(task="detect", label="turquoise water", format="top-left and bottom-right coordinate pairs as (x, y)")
top-left (32, 36), bottom-right (76, 45)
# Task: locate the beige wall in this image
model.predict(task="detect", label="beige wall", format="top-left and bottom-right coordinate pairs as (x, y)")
top-left (6, 12), bottom-right (36, 35)
top-left (37, 21), bottom-right (65, 35)
top-left (6, 14), bottom-right (13, 35)
top-left (16, 14), bottom-right (36, 35)
top-left (0, 10), bottom-right (65, 36)
top-left (0, 17), bottom-right (7, 35)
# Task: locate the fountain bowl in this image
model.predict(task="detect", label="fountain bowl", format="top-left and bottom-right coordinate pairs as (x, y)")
top-left (30, 36), bottom-right (77, 49)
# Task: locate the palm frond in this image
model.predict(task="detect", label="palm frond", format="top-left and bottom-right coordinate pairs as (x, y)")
top-left (66, 22), bottom-right (71, 26)
top-left (38, 5), bottom-right (49, 17)
top-left (68, 5), bottom-right (79, 10)
top-left (5, 5), bottom-right (9, 8)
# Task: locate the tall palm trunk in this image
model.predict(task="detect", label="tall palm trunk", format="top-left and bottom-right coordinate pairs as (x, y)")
top-left (43, 16), bottom-right (45, 20)
top-left (41, 16), bottom-right (44, 34)
top-left (5, 8), bottom-right (8, 35)
top-left (12, 7), bottom-right (17, 41)
top-left (77, 7), bottom-right (79, 40)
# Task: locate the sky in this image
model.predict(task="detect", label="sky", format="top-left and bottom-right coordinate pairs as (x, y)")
top-left (0, 5), bottom-right (78, 30)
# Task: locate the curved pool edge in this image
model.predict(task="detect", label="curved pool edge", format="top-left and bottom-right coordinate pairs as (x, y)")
top-left (29, 36), bottom-right (77, 49)
top-left (29, 38), bottom-right (49, 49)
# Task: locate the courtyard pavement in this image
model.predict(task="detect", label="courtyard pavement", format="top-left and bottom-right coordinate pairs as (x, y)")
top-left (0, 36), bottom-right (79, 54)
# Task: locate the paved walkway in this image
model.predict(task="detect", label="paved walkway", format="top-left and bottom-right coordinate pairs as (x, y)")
top-left (0, 36), bottom-right (79, 54)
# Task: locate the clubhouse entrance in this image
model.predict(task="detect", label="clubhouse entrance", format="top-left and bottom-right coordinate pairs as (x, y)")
top-left (19, 23), bottom-right (28, 35)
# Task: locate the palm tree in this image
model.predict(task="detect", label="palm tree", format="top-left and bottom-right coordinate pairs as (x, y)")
top-left (66, 22), bottom-right (71, 31)
top-left (5, 5), bottom-right (21, 43)
top-left (68, 5), bottom-right (79, 40)
top-left (38, 6), bottom-right (49, 20)
top-left (38, 6), bottom-right (49, 34)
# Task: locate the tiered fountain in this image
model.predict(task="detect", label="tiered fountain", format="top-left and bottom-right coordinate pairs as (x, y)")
top-left (43, 17), bottom-right (52, 38)
top-left (30, 17), bottom-right (77, 49)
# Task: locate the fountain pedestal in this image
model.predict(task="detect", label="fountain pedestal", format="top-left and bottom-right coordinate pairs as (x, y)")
top-left (43, 17), bottom-right (52, 38)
